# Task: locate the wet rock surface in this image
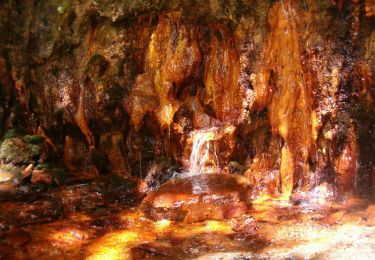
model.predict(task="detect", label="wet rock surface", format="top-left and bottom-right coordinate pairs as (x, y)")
top-left (0, 187), bottom-right (373, 259)
top-left (0, 0), bottom-right (374, 259)
top-left (141, 174), bottom-right (251, 222)
top-left (0, 0), bottom-right (373, 197)
top-left (363, 204), bottom-right (375, 226)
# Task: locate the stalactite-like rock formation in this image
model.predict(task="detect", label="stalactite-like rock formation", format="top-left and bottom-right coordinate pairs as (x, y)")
top-left (255, 0), bottom-right (312, 196)
top-left (125, 13), bottom-right (202, 130)
top-left (0, 0), bottom-right (374, 198)
top-left (204, 25), bottom-right (241, 123)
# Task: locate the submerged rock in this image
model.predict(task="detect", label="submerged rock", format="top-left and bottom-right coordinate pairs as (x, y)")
top-left (141, 174), bottom-right (251, 223)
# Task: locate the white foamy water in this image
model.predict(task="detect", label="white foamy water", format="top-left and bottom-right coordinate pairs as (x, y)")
top-left (189, 127), bottom-right (220, 175)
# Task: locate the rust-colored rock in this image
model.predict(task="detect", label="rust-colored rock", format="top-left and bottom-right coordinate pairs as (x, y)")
top-left (204, 25), bottom-right (241, 124)
top-left (320, 210), bottom-right (346, 226)
top-left (141, 174), bottom-right (251, 222)
top-left (363, 205), bottom-right (375, 226)
top-left (0, 0), bottom-right (374, 198)
top-left (335, 124), bottom-right (358, 194)
top-left (259, 1), bottom-right (311, 196)
top-left (21, 164), bottom-right (33, 178)
top-left (4, 229), bottom-right (31, 246)
top-left (125, 13), bottom-right (201, 130)
top-left (31, 170), bottom-right (53, 184)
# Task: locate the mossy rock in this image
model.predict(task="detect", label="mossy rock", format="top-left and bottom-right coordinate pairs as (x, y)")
top-left (0, 135), bottom-right (44, 165)
top-left (35, 163), bottom-right (52, 170)
top-left (34, 163), bottom-right (67, 185)
top-left (228, 161), bottom-right (245, 175)
top-left (23, 135), bottom-right (44, 144)
top-left (3, 128), bottom-right (25, 140)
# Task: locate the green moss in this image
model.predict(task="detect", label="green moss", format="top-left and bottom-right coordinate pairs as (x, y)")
top-left (24, 135), bottom-right (44, 144)
top-left (3, 128), bottom-right (25, 140)
top-left (34, 163), bottom-right (67, 186)
top-left (56, 0), bottom-right (71, 14)
top-left (0, 135), bottom-right (44, 164)
top-left (228, 161), bottom-right (245, 175)
top-left (35, 163), bottom-right (52, 170)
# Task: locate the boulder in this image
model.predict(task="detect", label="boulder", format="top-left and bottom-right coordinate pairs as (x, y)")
top-left (0, 135), bottom-right (44, 165)
top-left (138, 157), bottom-right (177, 194)
top-left (141, 174), bottom-right (251, 223)
top-left (363, 205), bottom-right (375, 226)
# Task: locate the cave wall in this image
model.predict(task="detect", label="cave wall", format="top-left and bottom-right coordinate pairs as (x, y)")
top-left (0, 0), bottom-right (374, 197)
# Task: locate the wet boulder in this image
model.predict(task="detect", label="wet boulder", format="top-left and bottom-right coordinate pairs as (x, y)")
top-left (0, 165), bottom-right (22, 192)
top-left (138, 157), bottom-right (179, 194)
top-left (141, 174), bottom-right (251, 223)
top-left (363, 205), bottom-right (375, 226)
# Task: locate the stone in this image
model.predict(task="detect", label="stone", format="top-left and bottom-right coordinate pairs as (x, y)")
top-left (4, 229), bottom-right (31, 246)
top-left (363, 205), bottom-right (375, 226)
top-left (0, 184), bottom-right (17, 192)
top-left (0, 172), bottom-right (16, 183)
top-left (228, 161), bottom-right (245, 175)
top-left (21, 164), bottom-right (33, 178)
top-left (138, 157), bottom-right (176, 194)
top-left (229, 215), bottom-right (256, 234)
top-left (141, 174), bottom-right (251, 223)
top-left (320, 211), bottom-right (346, 226)
top-left (0, 135), bottom-right (43, 165)
top-left (31, 169), bottom-right (53, 184)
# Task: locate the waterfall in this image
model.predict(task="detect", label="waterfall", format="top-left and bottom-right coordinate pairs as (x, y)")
top-left (189, 127), bottom-right (220, 175)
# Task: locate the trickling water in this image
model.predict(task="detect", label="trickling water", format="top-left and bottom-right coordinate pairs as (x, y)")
top-left (189, 127), bottom-right (220, 175)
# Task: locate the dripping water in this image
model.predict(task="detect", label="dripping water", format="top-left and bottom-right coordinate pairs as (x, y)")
top-left (189, 127), bottom-right (220, 175)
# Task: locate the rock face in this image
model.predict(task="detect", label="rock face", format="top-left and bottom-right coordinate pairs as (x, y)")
top-left (141, 174), bottom-right (251, 222)
top-left (0, 0), bottom-right (374, 198)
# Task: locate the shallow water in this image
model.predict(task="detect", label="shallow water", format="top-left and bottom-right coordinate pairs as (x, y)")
top-left (1, 189), bottom-right (374, 259)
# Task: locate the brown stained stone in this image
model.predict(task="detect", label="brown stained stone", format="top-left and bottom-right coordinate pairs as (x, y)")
top-left (253, 0), bottom-right (311, 196)
top-left (0, 245), bottom-right (13, 257)
top-left (31, 170), bottom-right (53, 184)
top-left (229, 215), bottom-right (257, 234)
top-left (21, 164), bottom-right (33, 178)
top-left (363, 205), bottom-right (375, 226)
top-left (4, 229), bottom-right (31, 246)
top-left (320, 210), bottom-right (346, 226)
top-left (203, 25), bottom-right (241, 124)
top-left (335, 124), bottom-right (358, 194)
top-left (0, 183), bottom-right (17, 192)
top-left (125, 12), bottom-right (202, 131)
top-left (141, 174), bottom-right (251, 223)
top-left (0, 0), bottom-right (373, 197)
top-left (0, 172), bottom-right (16, 183)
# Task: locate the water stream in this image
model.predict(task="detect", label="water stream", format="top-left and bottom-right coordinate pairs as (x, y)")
top-left (189, 127), bottom-right (220, 175)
